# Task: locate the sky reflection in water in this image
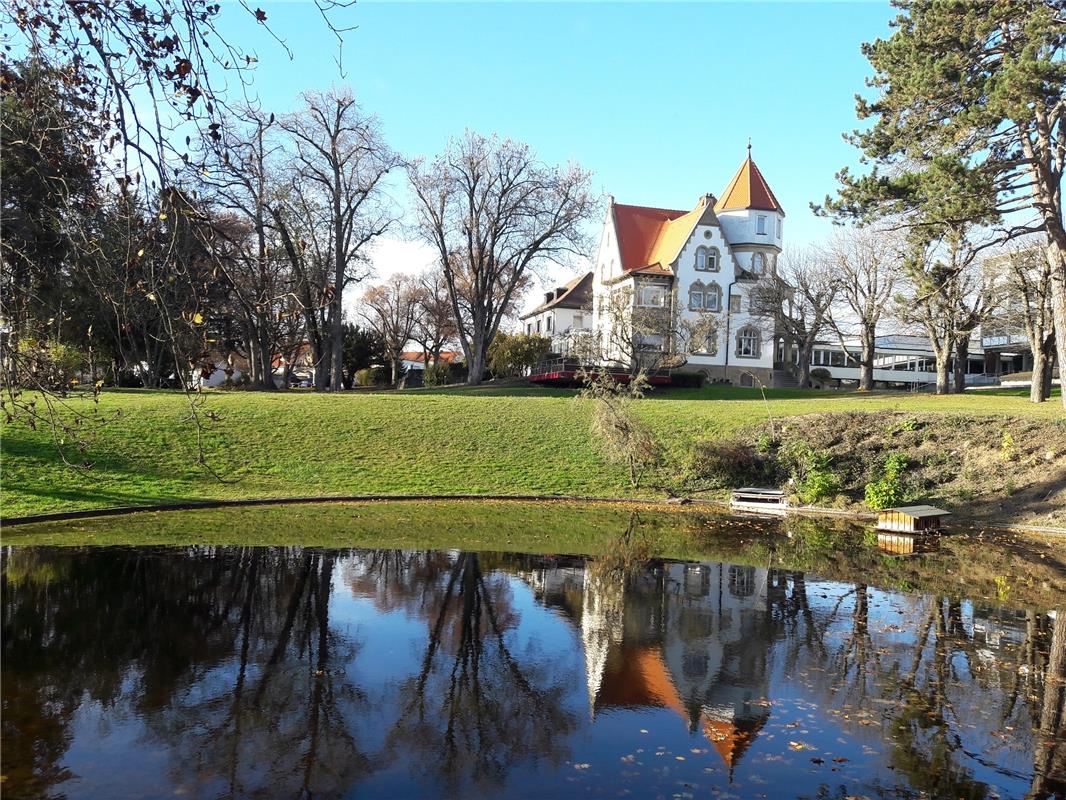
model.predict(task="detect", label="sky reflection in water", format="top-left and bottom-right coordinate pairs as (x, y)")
top-left (2, 546), bottom-right (1063, 799)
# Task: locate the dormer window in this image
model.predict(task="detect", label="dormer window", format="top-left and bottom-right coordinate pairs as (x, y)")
top-left (695, 246), bottom-right (720, 272)
top-left (756, 215), bottom-right (767, 235)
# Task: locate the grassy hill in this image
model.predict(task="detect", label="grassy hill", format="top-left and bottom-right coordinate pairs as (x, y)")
top-left (1, 384), bottom-right (1062, 519)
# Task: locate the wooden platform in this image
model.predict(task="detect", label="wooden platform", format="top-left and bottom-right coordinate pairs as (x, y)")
top-left (730, 488), bottom-right (788, 516)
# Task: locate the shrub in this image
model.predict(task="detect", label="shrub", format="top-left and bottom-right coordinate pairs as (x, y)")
top-left (488, 332), bottom-right (552, 377)
top-left (684, 438), bottom-right (765, 489)
top-left (423, 361), bottom-right (452, 387)
top-left (864, 452), bottom-right (909, 509)
top-left (810, 367), bottom-right (832, 383)
top-left (16, 340), bottom-right (85, 392)
top-left (670, 372), bottom-right (705, 389)
top-left (354, 366), bottom-right (389, 386)
top-left (797, 467), bottom-right (842, 505)
top-left (582, 371), bottom-right (661, 488)
top-left (781, 441), bottom-right (841, 504)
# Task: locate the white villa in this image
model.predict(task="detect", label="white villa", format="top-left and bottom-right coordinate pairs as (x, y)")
top-left (523, 148), bottom-right (785, 386)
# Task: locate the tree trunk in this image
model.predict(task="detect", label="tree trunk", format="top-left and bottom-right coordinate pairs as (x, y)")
top-left (797, 341), bottom-right (813, 388)
top-left (313, 337), bottom-right (330, 391)
top-left (859, 324), bottom-right (876, 391)
top-left (1032, 341), bottom-right (1049, 403)
top-left (466, 335), bottom-right (487, 385)
top-left (952, 338), bottom-right (968, 394)
top-left (934, 357), bottom-right (950, 394)
top-left (1043, 342), bottom-right (1055, 400)
top-left (330, 309), bottom-right (344, 392)
top-left (1045, 242), bottom-right (1066, 409)
top-left (255, 324), bottom-right (276, 390)
top-left (390, 357), bottom-right (400, 386)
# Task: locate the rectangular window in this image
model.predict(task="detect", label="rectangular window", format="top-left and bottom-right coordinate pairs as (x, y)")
top-left (637, 285), bottom-right (666, 307)
top-left (756, 215), bottom-right (767, 235)
top-left (546, 316), bottom-right (552, 333)
top-left (573, 313), bottom-right (584, 329)
top-left (729, 294), bottom-right (741, 313)
top-left (536, 320), bottom-right (541, 333)
top-left (526, 323), bottom-right (532, 334)
top-left (776, 218), bottom-right (782, 238)
top-left (706, 291), bottom-right (720, 311)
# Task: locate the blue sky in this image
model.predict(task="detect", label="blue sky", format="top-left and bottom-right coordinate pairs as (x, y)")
top-left (215, 1), bottom-right (894, 295)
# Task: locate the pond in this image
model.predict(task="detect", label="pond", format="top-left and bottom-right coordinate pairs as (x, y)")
top-left (2, 506), bottom-right (1065, 799)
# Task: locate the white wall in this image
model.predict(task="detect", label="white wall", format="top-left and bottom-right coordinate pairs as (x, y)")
top-left (717, 208), bottom-right (784, 250)
top-left (673, 221), bottom-right (775, 372)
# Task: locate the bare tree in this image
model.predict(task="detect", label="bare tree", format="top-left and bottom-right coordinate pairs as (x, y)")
top-left (597, 285), bottom-right (718, 376)
top-left (750, 246), bottom-right (837, 388)
top-left (409, 132), bottom-right (596, 384)
top-left (411, 267), bottom-right (457, 366)
top-left (993, 241), bottom-right (1058, 403)
top-left (824, 227), bottom-right (901, 391)
top-left (362, 274), bottom-right (422, 385)
top-left (281, 89), bottom-right (400, 391)
top-left (204, 110), bottom-right (297, 389)
top-left (896, 229), bottom-right (1001, 394)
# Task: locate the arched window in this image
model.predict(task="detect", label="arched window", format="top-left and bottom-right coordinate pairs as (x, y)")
top-left (705, 281), bottom-right (722, 312)
top-left (695, 246), bottom-right (720, 272)
top-left (688, 281), bottom-right (705, 310)
top-left (752, 252), bottom-right (766, 273)
top-left (736, 325), bottom-right (761, 358)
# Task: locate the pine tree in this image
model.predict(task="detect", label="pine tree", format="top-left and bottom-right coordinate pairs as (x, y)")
top-left (818, 1), bottom-right (1066, 405)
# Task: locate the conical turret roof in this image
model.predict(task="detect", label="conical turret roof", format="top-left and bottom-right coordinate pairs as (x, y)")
top-left (714, 151), bottom-right (784, 216)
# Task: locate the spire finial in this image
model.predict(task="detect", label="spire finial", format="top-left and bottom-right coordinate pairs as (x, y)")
top-left (746, 137), bottom-right (752, 157)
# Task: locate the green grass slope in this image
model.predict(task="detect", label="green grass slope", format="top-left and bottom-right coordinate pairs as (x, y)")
top-left (1, 384), bottom-right (1060, 517)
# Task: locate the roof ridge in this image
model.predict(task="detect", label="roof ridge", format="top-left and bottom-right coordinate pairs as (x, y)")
top-left (612, 202), bottom-right (688, 215)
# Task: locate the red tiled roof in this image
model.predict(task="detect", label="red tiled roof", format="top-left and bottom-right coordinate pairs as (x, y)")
top-left (401, 350), bottom-right (460, 364)
top-left (612, 204), bottom-right (689, 272)
top-left (714, 156), bottom-right (784, 215)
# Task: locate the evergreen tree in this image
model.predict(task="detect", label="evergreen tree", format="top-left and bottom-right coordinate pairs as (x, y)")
top-left (818, 1), bottom-right (1066, 405)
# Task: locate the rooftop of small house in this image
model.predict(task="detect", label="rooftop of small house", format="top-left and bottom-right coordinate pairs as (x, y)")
top-left (520, 272), bottom-right (594, 319)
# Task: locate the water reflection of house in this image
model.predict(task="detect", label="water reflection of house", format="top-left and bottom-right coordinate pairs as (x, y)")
top-left (971, 606), bottom-right (1030, 650)
top-left (574, 561), bottom-right (773, 774)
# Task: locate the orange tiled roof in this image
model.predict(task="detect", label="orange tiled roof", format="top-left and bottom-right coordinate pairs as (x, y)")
top-left (613, 197), bottom-right (716, 274)
top-left (714, 156), bottom-right (784, 216)
top-left (400, 350), bottom-right (460, 364)
top-left (613, 204), bottom-right (688, 272)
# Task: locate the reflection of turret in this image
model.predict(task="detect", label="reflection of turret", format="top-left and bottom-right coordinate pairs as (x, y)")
top-left (701, 683), bottom-right (771, 777)
top-left (582, 570), bottom-right (627, 716)
top-left (579, 558), bottom-right (774, 774)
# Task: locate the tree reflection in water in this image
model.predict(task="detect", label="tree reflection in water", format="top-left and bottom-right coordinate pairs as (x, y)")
top-left (2, 543), bottom-right (1064, 800)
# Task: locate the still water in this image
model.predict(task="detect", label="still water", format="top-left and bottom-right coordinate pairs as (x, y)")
top-left (2, 545), bottom-right (1063, 799)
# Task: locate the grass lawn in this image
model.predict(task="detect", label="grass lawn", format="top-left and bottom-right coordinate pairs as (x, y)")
top-left (1, 383), bottom-right (1061, 518)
